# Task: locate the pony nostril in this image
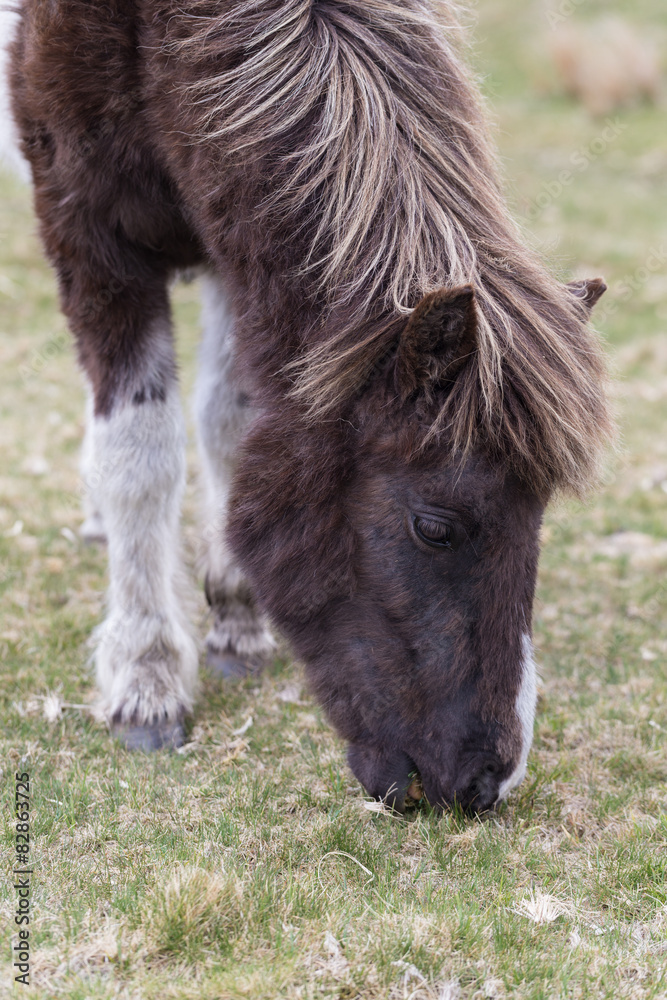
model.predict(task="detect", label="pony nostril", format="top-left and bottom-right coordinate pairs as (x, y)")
top-left (462, 761), bottom-right (501, 812)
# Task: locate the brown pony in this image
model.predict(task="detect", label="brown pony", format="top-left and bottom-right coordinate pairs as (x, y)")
top-left (9, 0), bottom-right (611, 812)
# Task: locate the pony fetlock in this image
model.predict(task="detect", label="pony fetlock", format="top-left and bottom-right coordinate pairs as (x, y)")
top-left (204, 575), bottom-right (275, 680)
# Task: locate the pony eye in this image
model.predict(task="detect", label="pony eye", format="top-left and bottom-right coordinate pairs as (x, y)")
top-left (414, 516), bottom-right (454, 549)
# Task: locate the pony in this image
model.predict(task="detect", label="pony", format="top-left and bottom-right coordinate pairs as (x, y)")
top-left (8, 0), bottom-right (611, 812)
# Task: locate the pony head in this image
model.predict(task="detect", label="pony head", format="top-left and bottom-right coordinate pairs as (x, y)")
top-left (229, 278), bottom-right (607, 812)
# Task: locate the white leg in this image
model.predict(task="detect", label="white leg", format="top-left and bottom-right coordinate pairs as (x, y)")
top-left (194, 273), bottom-right (275, 677)
top-left (79, 387), bottom-right (107, 544)
top-left (92, 371), bottom-right (198, 745)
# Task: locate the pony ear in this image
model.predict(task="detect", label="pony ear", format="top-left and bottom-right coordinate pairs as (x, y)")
top-left (567, 277), bottom-right (607, 315)
top-left (395, 285), bottom-right (478, 400)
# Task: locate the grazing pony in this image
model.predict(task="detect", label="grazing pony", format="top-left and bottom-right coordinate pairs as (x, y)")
top-left (9, 0), bottom-right (611, 812)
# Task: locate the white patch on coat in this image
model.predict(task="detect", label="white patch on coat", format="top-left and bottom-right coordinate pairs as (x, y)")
top-left (193, 272), bottom-right (275, 659)
top-left (92, 377), bottom-right (198, 725)
top-left (496, 633), bottom-right (538, 802)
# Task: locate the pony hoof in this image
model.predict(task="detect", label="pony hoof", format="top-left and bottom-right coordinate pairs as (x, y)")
top-left (114, 720), bottom-right (185, 751)
top-left (206, 649), bottom-right (262, 680)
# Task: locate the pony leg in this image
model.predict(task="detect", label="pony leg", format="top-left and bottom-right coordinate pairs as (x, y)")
top-left (194, 273), bottom-right (275, 678)
top-left (10, 25), bottom-right (198, 747)
top-left (92, 356), bottom-right (197, 748)
top-left (71, 276), bottom-right (197, 748)
top-left (79, 386), bottom-right (107, 544)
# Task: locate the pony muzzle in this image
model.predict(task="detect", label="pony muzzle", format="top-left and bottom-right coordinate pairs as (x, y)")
top-left (348, 741), bottom-right (507, 815)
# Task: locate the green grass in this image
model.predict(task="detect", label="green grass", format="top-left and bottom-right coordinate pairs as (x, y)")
top-left (1, 1), bottom-right (667, 996)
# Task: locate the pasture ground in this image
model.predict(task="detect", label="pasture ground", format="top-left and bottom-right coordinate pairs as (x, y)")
top-left (1, 0), bottom-right (667, 996)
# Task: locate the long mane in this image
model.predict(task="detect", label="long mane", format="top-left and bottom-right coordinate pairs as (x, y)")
top-left (172, 0), bottom-right (612, 497)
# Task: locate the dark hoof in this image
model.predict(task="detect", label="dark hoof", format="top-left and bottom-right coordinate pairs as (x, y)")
top-left (80, 514), bottom-right (108, 546)
top-left (206, 648), bottom-right (262, 680)
top-left (114, 720), bottom-right (185, 751)
top-left (82, 533), bottom-right (108, 546)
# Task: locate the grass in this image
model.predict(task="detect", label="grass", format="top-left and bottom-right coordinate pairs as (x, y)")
top-left (1, 0), bottom-right (667, 996)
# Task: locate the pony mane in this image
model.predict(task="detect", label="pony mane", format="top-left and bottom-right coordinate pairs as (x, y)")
top-left (173, 0), bottom-right (612, 497)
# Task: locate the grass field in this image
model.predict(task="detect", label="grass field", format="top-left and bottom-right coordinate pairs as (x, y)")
top-left (1, 0), bottom-right (667, 997)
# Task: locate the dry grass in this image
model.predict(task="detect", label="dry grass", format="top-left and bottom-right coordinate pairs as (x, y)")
top-left (1, 0), bottom-right (667, 996)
